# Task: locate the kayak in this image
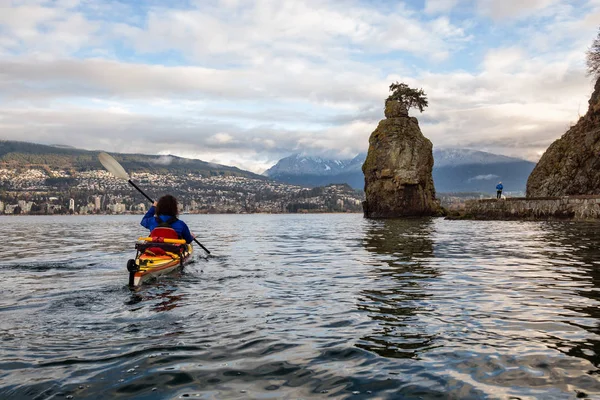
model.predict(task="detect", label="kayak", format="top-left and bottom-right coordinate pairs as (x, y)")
top-left (127, 237), bottom-right (193, 287)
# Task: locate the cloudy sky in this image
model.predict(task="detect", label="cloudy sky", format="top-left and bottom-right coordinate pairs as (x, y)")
top-left (1, 0), bottom-right (599, 172)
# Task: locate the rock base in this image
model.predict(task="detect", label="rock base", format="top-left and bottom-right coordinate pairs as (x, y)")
top-left (362, 117), bottom-right (439, 218)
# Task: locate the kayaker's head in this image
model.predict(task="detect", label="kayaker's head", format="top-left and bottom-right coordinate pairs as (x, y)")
top-left (156, 195), bottom-right (178, 217)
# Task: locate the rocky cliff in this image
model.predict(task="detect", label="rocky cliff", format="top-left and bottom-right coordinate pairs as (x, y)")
top-left (527, 78), bottom-right (600, 197)
top-left (362, 101), bottom-right (439, 218)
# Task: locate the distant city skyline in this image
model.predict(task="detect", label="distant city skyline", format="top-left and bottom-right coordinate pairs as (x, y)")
top-left (0, 0), bottom-right (599, 172)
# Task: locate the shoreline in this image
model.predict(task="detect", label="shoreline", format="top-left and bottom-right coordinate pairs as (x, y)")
top-left (0, 211), bottom-right (364, 217)
top-left (449, 196), bottom-right (600, 221)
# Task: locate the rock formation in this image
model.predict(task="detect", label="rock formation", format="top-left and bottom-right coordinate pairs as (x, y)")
top-left (527, 77), bottom-right (600, 197)
top-left (362, 100), bottom-right (439, 218)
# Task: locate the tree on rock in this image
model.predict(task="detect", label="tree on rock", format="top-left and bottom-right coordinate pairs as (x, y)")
top-left (387, 82), bottom-right (428, 113)
top-left (587, 28), bottom-right (600, 78)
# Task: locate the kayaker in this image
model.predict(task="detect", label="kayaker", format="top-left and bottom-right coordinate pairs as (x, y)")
top-left (496, 182), bottom-right (503, 199)
top-left (141, 195), bottom-right (195, 243)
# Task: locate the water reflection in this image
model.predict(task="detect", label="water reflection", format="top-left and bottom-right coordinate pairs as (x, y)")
top-left (536, 222), bottom-right (600, 372)
top-left (127, 284), bottom-right (187, 313)
top-left (357, 218), bottom-right (438, 359)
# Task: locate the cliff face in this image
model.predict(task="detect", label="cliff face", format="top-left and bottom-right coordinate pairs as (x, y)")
top-left (362, 101), bottom-right (438, 218)
top-left (527, 78), bottom-right (600, 197)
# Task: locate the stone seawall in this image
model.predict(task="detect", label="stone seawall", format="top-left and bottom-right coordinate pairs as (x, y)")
top-left (462, 196), bottom-right (600, 220)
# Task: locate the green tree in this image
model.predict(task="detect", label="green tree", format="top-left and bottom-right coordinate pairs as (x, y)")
top-left (587, 28), bottom-right (600, 78)
top-left (387, 82), bottom-right (428, 113)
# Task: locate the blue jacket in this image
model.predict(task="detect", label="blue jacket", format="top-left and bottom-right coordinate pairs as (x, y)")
top-left (496, 184), bottom-right (503, 191)
top-left (141, 206), bottom-right (194, 244)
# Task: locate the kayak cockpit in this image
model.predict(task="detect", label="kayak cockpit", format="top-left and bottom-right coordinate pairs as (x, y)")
top-left (127, 237), bottom-right (193, 287)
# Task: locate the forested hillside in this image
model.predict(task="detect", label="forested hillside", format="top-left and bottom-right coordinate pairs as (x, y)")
top-left (0, 141), bottom-right (264, 179)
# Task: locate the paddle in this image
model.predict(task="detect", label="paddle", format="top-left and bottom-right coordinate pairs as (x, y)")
top-left (98, 152), bottom-right (211, 255)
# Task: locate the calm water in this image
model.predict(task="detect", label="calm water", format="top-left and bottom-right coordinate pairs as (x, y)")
top-left (1, 214), bottom-right (600, 399)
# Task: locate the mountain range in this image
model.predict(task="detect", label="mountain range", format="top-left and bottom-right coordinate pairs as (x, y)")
top-left (0, 140), bottom-right (265, 180)
top-left (1, 140), bottom-right (536, 194)
top-left (0, 140), bottom-right (366, 215)
top-left (265, 149), bottom-right (537, 194)
top-left (264, 153), bottom-right (367, 189)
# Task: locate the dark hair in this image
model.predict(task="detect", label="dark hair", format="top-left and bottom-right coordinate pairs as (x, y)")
top-left (156, 195), bottom-right (178, 217)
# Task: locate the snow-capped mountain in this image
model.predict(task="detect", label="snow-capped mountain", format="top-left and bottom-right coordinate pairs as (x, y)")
top-left (431, 149), bottom-right (536, 193)
top-left (264, 153), bottom-right (366, 177)
top-left (433, 148), bottom-right (529, 168)
top-left (265, 149), bottom-right (536, 193)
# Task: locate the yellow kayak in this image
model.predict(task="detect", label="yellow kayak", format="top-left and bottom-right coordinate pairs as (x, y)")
top-left (127, 237), bottom-right (193, 287)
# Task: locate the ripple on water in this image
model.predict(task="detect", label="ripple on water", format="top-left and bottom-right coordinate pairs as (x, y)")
top-left (1, 215), bottom-right (600, 399)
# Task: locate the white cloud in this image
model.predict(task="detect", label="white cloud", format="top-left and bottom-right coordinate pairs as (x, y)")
top-left (482, 47), bottom-right (524, 73)
top-left (208, 133), bottom-right (236, 145)
top-left (475, 0), bottom-right (562, 20)
top-left (0, 57), bottom-right (386, 106)
top-left (109, 0), bottom-right (470, 65)
top-left (425, 0), bottom-right (460, 14)
top-left (150, 155), bottom-right (175, 165)
top-left (0, 3), bottom-right (99, 57)
top-left (469, 174), bottom-right (499, 181)
top-left (0, 0), bottom-right (597, 172)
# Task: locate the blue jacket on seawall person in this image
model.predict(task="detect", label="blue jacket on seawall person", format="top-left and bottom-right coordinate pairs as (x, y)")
top-left (496, 183), bottom-right (503, 191)
top-left (140, 195), bottom-right (194, 244)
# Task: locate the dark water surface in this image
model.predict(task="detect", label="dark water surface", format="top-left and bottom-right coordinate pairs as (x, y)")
top-left (1, 214), bottom-right (600, 399)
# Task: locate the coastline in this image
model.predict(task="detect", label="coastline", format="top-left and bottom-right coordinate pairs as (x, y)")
top-left (448, 196), bottom-right (600, 221)
top-left (0, 210), bottom-right (364, 217)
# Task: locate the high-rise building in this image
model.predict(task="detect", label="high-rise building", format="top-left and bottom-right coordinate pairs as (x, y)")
top-left (94, 196), bottom-right (101, 210)
top-left (69, 198), bottom-right (75, 211)
top-left (18, 200), bottom-right (33, 213)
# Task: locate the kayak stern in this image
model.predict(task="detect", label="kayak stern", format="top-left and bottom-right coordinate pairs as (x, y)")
top-left (128, 241), bottom-right (193, 287)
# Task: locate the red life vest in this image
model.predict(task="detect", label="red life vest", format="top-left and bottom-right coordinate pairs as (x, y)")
top-left (148, 216), bottom-right (180, 256)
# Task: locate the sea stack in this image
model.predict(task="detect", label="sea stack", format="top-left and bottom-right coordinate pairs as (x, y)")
top-left (362, 100), bottom-right (438, 218)
top-left (527, 77), bottom-right (600, 197)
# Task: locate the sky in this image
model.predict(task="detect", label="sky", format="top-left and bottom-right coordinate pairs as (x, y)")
top-left (1, 0), bottom-right (599, 173)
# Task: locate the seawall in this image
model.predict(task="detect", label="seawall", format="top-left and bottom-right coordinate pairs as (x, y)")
top-left (461, 196), bottom-right (600, 220)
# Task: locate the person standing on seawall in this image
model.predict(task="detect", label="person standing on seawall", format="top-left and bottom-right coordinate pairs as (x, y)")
top-left (496, 182), bottom-right (503, 199)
